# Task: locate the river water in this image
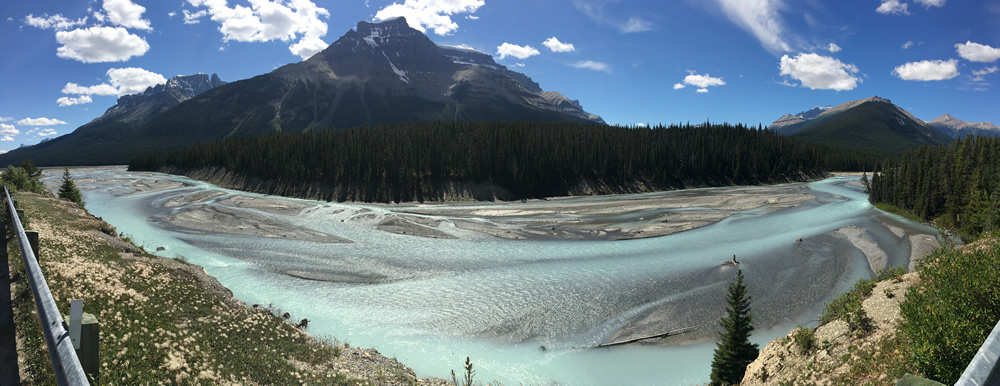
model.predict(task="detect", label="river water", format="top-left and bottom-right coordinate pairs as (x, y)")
top-left (59, 167), bottom-right (938, 385)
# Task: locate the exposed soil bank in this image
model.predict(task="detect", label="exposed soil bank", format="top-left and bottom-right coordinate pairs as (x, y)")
top-left (154, 165), bottom-right (829, 204)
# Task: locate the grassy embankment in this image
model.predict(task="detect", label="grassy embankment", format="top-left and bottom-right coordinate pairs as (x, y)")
top-left (8, 190), bottom-right (425, 384)
top-left (744, 234), bottom-right (1000, 385)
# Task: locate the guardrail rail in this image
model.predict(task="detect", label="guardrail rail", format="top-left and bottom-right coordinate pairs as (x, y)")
top-left (3, 187), bottom-right (89, 385)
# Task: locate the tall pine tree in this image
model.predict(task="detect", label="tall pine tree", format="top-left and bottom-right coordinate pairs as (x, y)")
top-left (710, 269), bottom-right (759, 385)
top-left (58, 168), bottom-right (84, 208)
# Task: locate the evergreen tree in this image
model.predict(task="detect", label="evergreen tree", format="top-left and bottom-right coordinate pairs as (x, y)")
top-left (710, 269), bottom-right (759, 385)
top-left (861, 171), bottom-right (870, 194)
top-left (58, 168), bottom-right (84, 207)
top-left (20, 159), bottom-right (41, 178)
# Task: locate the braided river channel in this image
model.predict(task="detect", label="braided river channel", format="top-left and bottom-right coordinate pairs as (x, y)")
top-left (57, 167), bottom-right (940, 385)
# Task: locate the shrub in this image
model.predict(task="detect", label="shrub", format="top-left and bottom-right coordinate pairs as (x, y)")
top-left (900, 243), bottom-right (1000, 384)
top-left (792, 327), bottom-right (816, 355)
top-left (0, 165), bottom-right (45, 194)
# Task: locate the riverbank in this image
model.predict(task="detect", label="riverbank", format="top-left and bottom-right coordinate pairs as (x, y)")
top-left (7, 190), bottom-right (440, 384)
top-left (75, 167), bottom-right (822, 242)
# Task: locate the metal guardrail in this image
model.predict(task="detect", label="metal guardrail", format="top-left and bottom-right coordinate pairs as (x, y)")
top-left (957, 319), bottom-right (1000, 385)
top-left (3, 187), bottom-right (89, 385)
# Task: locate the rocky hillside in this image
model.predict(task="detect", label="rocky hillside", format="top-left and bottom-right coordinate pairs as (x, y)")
top-left (742, 272), bottom-right (920, 385)
top-left (8, 185), bottom-right (443, 384)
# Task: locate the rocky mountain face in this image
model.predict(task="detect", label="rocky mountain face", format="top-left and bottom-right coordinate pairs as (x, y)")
top-left (769, 96), bottom-right (952, 155)
top-left (769, 105), bottom-right (831, 129)
top-left (0, 73), bottom-right (226, 166)
top-left (0, 17), bottom-right (602, 166)
top-left (926, 114), bottom-right (1000, 138)
top-left (105, 73), bottom-right (225, 123)
top-left (141, 17), bottom-right (603, 141)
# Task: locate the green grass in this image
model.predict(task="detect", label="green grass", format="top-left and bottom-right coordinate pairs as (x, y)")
top-left (874, 203), bottom-right (924, 223)
top-left (7, 191), bottom-right (412, 384)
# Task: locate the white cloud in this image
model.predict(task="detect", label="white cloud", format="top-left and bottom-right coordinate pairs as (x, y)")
top-left (511, 63), bottom-right (525, 68)
top-left (61, 68), bottom-right (166, 98)
top-left (779, 53), bottom-right (860, 91)
top-left (683, 72), bottom-right (726, 88)
top-left (914, 0), bottom-right (946, 8)
top-left (16, 117), bottom-right (67, 126)
top-left (572, 60), bottom-right (611, 72)
top-left (0, 117), bottom-right (12, 122)
top-left (465, 15), bottom-right (479, 20)
top-left (57, 95), bottom-right (94, 107)
top-left (168, 11), bottom-right (177, 18)
top-left (620, 17), bottom-right (653, 33)
top-left (496, 43), bottom-right (539, 60)
top-left (0, 124), bottom-right (18, 139)
top-left (716, 0), bottom-right (791, 55)
top-left (55, 26), bottom-right (150, 63)
top-left (635, 123), bottom-right (647, 127)
top-left (876, 0), bottom-right (909, 15)
top-left (289, 36), bottom-right (328, 59)
top-left (696, 88), bottom-right (709, 93)
top-left (106, 67), bottom-right (167, 95)
top-left (673, 83), bottom-right (686, 90)
top-left (374, 0), bottom-right (484, 35)
top-left (827, 43), bottom-right (841, 53)
top-left (24, 14), bottom-right (88, 30)
top-left (183, 9), bottom-right (209, 24)
top-left (971, 66), bottom-right (998, 82)
top-left (103, 0), bottom-right (152, 30)
top-left (37, 128), bottom-right (58, 137)
top-left (893, 59), bottom-right (959, 81)
top-left (902, 40), bottom-right (918, 49)
top-left (62, 82), bottom-right (119, 96)
top-left (955, 41), bottom-right (1000, 63)
top-left (542, 37), bottom-right (575, 53)
top-left (187, 0), bottom-right (331, 60)
top-left (972, 66), bottom-right (999, 76)
top-left (0, 136), bottom-right (14, 142)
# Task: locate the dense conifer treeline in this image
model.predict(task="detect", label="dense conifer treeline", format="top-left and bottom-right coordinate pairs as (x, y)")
top-left (129, 121), bottom-right (869, 203)
top-left (869, 135), bottom-right (1000, 240)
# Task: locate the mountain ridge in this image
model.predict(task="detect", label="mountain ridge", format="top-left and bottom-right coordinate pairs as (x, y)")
top-left (926, 114), bottom-right (1000, 138)
top-left (0, 18), bottom-right (603, 166)
top-left (770, 96), bottom-right (952, 155)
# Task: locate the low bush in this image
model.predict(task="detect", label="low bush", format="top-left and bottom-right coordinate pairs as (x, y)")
top-left (792, 328), bottom-right (816, 355)
top-left (899, 243), bottom-right (1000, 384)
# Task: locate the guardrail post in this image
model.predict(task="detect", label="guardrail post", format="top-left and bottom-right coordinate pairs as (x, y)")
top-left (25, 231), bottom-right (39, 260)
top-left (66, 300), bottom-right (99, 383)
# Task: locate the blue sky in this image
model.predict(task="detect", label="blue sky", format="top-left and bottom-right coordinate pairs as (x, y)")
top-left (1, 0), bottom-right (999, 153)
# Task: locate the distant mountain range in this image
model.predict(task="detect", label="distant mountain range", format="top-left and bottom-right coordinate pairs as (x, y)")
top-left (769, 96), bottom-right (953, 155)
top-left (925, 114), bottom-right (1000, 138)
top-left (769, 105), bottom-right (831, 129)
top-left (0, 17), bottom-right (602, 166)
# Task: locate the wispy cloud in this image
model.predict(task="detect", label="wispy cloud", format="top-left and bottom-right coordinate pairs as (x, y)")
top-left (572, 0), bottom-right (654, 33)
top-left (715, 0), bottom-right (791, 55)
top-left (572, 60), bottom-right (611, 72)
